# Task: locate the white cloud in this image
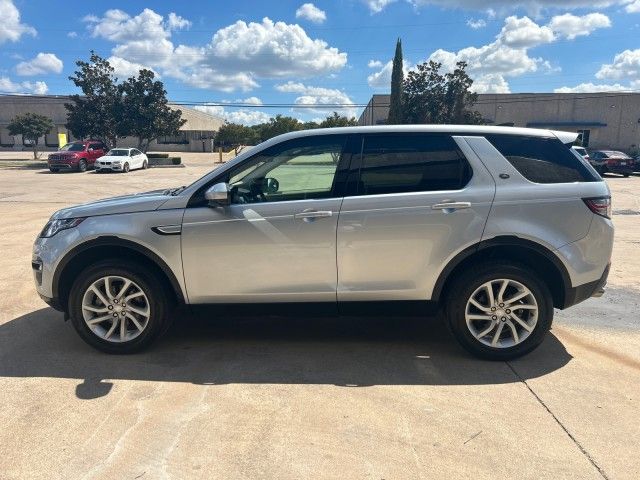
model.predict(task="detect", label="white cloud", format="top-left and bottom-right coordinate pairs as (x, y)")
top-left (472, 73), bottom-right (511, 93)
top-left (206, 17), bottom-right (346, 78)
top-left (275, 81), bottom-right (356, 117)
top-left (16, 53), bottom-right (63, 76)
top-left (548, 13), bottom-right (611, 40)
top-left (67, 31), bottom-right (77, 38)
top-left (367, 59), bottom-right (411, 88)
top-left (368, 59), bottom-right (383, 68)
top-left (0, 0), bottom-right (36, 44)
top-left (107, 56), bottom-right (154, 78)
top-left (554, 82), bottom-right (630, 93)
top-left (596, 49), bottom-right (640, 80)
top-left (237, 96), bottom-right (263, 105)
top-left (167, 12), bottom-right (191, 30)
top-left (364, 0), bottom-right (398, 13)
top-left (86, 10), bottom-right (347, 92)
top-left (295, 3), bottom-right (327, 23)
top-left (0, 77), bottom-right (48, 95)
top-left (368, 0), bottom-right (630, 14)
top-left (194, 105), bottom-right (271, 126)
top-left (498, 16), bottom-right (554, 48)
top-left (467, 18), bottom-right (487, 29)
top-left (626, 0), bottom-right (640, 13)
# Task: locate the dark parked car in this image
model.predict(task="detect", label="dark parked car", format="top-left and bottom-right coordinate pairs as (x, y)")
top-left (48, 141), bottom-right (107, 173)
top-left (589, 150), bottom-right (634, 177)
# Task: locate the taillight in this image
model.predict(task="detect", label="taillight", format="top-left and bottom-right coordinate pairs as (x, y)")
top-left (607, 159), bottom-right (618, 166)
top-left (583, 197), bottom-right (611, 219)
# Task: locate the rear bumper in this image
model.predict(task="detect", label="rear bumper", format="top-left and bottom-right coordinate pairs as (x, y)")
top-left (606, 165), bottom-right (633, 175)
top-left (563, 263), bottom-right (609, 308)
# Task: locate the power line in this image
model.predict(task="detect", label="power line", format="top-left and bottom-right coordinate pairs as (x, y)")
top-left (1, 91), bottom-right (640, 110)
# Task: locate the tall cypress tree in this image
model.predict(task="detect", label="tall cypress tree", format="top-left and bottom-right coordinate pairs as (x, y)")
top-left (388, 38), bottom-right (404, 124)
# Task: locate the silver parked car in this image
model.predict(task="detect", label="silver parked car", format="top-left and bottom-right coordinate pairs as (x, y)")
top-left (32, 126), bottom-right (613, 359)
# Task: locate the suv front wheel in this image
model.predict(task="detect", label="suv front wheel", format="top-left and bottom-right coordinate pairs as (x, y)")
top-left (68, 260), bottom-right (171, 353)
top-left (446, 262), bottom-right (553, 360)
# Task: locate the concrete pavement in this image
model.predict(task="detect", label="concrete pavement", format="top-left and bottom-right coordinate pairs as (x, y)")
top-left (0, 158), bottom-right (638, 480)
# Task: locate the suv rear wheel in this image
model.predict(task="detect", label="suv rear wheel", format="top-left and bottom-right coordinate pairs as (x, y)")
top-left (68, 260), bottom-right (171, 353)
top-left (445, 262), bottom-right (553, 360)
top-left (78, 159), bottom-right (87, 172)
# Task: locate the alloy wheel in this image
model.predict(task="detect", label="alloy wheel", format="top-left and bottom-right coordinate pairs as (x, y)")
top-left (81, 275), bottom-right (151, 343)
top-left (464, 278), bottom-right (538, 348)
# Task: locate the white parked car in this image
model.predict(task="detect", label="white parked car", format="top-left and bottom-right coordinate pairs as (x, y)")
top-left (95, 148), bottom-right (148, 173)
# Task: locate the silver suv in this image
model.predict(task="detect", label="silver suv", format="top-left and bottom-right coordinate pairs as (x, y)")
top-left (32, 126), bottom-right (613, 359)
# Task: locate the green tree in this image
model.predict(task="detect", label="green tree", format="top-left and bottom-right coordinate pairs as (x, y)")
top-left (319, 111), bottom-right (358, 128)
top-left (301, 120), bottom-right (320, 130)
top-left (65, 51), bottom-right (121, 147)
top-left (388, 38), bottom-right (404, 124)
top-left (403, 60), bottom-right (483, 125)
top-left (118, 69), bottom-right (186, 152)
top-left (7, 112), bottom-right (54, 159)
top-left (216, 122), bottom-right (260, 155)
top-left (258, 115), bottom-right (303, 141)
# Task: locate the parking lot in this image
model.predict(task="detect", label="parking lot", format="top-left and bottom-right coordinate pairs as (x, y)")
top-left (0, 157), bottom-right (639, 480)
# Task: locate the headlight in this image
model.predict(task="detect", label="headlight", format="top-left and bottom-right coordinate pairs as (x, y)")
top-left (39, 218), bottom-right (85, 238)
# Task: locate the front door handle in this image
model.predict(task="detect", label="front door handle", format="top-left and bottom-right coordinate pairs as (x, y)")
top-left (431, 202), bottom-right (471, 211)
top-left (294, 209), bottom-right (333, 220)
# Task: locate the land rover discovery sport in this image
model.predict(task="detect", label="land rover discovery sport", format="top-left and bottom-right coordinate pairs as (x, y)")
top-left (32, 126), bottom-right (613, 359)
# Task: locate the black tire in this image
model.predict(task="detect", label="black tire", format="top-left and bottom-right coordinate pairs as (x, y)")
top-left (78, 159), bottom-right (87, 172)
top-left (123, 162), bottom-right (130, 173)
top-left (623, 173), bottom-right (630, 178)
top-left (142, 159), bottom-right (148, 170)
top-left (68, 260), bottom-right (171, 354)
top-left (49, 168), bottom-right (59, 173)
top-left (445, 262), bottom-right (553, 360)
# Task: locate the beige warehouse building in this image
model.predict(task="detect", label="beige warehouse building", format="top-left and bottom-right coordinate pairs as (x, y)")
top-left (0, 95), bottom-right (224, 152)
top-left (359, 92), bottom-right (640, 151)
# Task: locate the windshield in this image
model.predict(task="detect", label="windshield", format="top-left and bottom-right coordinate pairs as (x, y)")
top-left (107, 149), bottom-right (129, 156)
top-left (60, 143), bottom-right (85, 152)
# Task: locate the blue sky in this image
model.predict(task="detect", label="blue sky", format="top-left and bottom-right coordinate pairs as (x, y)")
top-left (2, 0), bottom-right (640, 124)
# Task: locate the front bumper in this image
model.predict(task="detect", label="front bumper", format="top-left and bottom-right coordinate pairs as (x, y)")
top-left (48, 162), bottom-right (76, 170)
top-left (96, 162), bottom-right (123, 171)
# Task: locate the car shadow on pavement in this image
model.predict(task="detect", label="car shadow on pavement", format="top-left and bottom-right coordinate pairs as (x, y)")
top-left (0, 308), bottom-right (572, 399)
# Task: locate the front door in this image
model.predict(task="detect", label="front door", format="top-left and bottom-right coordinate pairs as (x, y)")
top-left (337, 133), bottom-right (496, 301)
top-left (182, 135), bottom-right (350, 303)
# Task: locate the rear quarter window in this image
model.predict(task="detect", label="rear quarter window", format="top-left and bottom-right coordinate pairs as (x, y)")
top-left (486, 135), bottom-right (599, 184)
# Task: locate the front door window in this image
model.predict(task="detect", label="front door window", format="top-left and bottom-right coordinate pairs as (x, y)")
top-left (224, 136), bottom-right (346, 204)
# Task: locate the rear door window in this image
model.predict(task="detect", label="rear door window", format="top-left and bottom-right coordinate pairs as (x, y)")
top-left (355, 134), bottom-right (472, 195)
top-left (486, 135), bottom-right (599, 183)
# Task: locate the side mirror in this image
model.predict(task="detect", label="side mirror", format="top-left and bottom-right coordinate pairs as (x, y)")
top-left (205, 182), bottom-right (231, 206)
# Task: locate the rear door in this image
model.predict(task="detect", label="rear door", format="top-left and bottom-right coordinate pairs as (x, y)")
top-left (87, 142), bottom-right (105, 165)
top-left (336, 133), bottom-right (496, 302)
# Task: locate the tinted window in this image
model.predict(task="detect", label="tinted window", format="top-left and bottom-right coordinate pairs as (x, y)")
top-left (486, 135), bottom-right (599, 183)
top-left (223, 135), bottom-right (346, 204)
top-left (356, 134), bottom-right (471, 195)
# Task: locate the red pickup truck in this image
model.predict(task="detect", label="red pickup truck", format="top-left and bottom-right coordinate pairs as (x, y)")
top-left (48, 140), bottom-right (108, 172)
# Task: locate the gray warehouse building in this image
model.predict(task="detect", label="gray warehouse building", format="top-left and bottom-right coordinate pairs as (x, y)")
top-left (359, 92), bottom-right (640, 151)
top-left (0, 95), bottom-right (224, 152)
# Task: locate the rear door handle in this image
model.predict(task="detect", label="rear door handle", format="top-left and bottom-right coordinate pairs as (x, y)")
top-left (431, 202), bottom-right (471, 211)
top-left (294, 210), bottom-right (333, 220)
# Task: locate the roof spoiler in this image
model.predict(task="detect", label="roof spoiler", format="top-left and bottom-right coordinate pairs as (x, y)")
top-left (552, 130), bottom-right (580, 145)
